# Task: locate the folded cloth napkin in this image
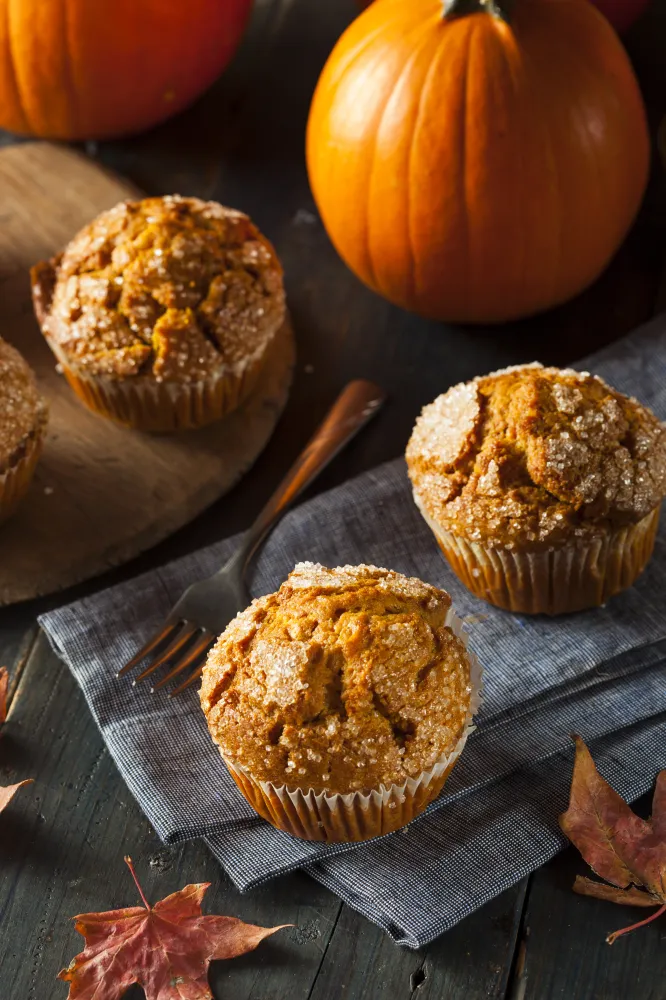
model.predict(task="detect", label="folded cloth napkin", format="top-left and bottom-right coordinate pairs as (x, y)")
top-left (40, 315), bottom-right (666, 947)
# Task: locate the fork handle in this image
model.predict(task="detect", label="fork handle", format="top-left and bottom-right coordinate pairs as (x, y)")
top-left (232, 378), bottom-right (386, 574)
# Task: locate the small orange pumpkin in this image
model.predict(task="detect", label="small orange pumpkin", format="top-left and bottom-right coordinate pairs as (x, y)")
top-left (307, 0), bottom-right (650, 324)
top-left (0, 0), bottom-right (252, 140)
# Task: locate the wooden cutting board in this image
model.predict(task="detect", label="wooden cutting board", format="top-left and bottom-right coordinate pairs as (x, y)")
top-left (0, 142), bottom-right (295, 605)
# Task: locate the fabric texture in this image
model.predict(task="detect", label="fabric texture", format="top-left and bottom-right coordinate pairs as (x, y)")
top-left (40, 314), bottom-right (666, 947)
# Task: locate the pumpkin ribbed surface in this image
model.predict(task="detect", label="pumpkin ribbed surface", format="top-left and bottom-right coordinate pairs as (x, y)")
top-left (0, 0), bottom-right (252, 139)
top-left (307, 0), bottom-right (650, 323)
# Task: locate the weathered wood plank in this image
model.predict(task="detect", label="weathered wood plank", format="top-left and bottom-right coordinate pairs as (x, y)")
top-left (93, 0), bottom-right (665, 562)
top-left (0, 615), bottom-right (37, 693)
top-left (0, 139), bottom-right (295, 606)
top-left (508, 811), bottom-right (666, 1000)
top-left (2, 1), bottom-right (666, 998)
top-left (307, 882), bottom-right (527, 1000)
top-left (507, 9), bottom-right (666, 998)
top-left (0, 634), bottom-right (343, 998)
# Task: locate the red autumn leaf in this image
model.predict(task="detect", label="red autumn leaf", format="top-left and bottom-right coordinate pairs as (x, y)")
top-left (0, 666), bottom-right (33, 815)
top-left (59, 856), bottom-right (290, 999)
top-left (559, 735), bottom-right (666, 944)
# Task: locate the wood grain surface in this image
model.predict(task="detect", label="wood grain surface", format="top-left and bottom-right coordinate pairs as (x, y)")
top-left (1, 0), bottom-right (666, 998)
top-left (0, 142), bottom-right (294, 604)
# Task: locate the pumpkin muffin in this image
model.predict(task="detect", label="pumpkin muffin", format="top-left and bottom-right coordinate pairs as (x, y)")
top-left (0, 337), bottom-right (48, 524)
top-left (31, 196), bottom-right (286, 432)
top-left (406, 363), bottom-right (666, 615)
top-left (200, 562), bottom-right (480, 842)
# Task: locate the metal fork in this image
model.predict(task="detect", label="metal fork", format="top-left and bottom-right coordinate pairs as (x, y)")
top-left (118, 379), bottom-right (386, 696)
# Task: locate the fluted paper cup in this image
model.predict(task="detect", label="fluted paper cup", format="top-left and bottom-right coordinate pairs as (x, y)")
top-left (221, 608), bottom-right (482, 843)
top-left (415, 494), bottom-right (660, 616)
top-left (50, 343), bottom-right (266, 433)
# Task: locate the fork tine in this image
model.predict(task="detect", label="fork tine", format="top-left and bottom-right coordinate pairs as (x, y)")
top-left (133, 622), bottom-right (198, 683)
top-left (118, 621), bottom-right (180, 677)
top-left (169, 664), bottom-right (205, 698)
top-left (151, 631), bottom-right (215, 692)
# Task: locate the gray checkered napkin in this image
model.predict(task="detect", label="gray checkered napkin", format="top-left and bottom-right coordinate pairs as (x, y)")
top-left (40, 314), bottom-right (666, 947)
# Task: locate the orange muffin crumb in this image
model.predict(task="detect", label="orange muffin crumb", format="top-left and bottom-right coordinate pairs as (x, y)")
top-left (407, 364), bottom-right (666, 548)
top-left (31, 196), bottom-right (285, 384)
top-left (201, 563), bottom-right (472, 795)
top-left (0, 337), bottom-right (48, 523)
top-left (0, 338), bottom-right (47, 475)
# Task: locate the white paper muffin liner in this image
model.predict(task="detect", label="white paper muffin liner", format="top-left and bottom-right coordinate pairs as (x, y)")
top-left (414, 493), bottom-right (660, 616)
top-left (222, 606), bottom-right (483, 843)
top-left (48, 341), bottom-right (265, 433)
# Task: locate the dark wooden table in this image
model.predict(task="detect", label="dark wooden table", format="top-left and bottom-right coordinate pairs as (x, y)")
top-left (2, 2), bottom-right (666, 997)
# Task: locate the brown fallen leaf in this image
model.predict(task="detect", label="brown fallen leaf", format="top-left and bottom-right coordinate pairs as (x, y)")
top-left (59, 856), bottom-right (290, 999)
top-left (560, 735), bottom-right (666, 944)
top-left (0, 666), bottom-right (33, 815)
top-left (573, 876), bottom-right (658, 908)
top-left (0, 779), bottom-right (33, 813)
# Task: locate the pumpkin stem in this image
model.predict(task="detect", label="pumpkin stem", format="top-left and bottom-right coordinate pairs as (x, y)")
top-left (443, 0), bottom-right (511, 20)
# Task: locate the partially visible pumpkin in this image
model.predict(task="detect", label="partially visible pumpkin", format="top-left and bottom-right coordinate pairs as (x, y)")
top-left (308, 0), bottom-right (650, 324)
top-left (0, 0), bottom-right (253, 140)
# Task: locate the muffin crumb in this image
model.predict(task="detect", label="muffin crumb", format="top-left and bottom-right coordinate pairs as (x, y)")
top-left (0, 338), bottom-right (48, 475)
top-left (407, 364), bottom-right (666, 546)
top-left (31, 196), bottom-right (285, 383)
top-left (201, 563), bottom-right (472, 794)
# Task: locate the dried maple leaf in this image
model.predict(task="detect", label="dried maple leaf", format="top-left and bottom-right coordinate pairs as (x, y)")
top-left (559, 735), bottom-right (666, 944)
top-left (59, 856), bottom-right (289, 999)
top-left (0, 666), bottom-right (33, 815)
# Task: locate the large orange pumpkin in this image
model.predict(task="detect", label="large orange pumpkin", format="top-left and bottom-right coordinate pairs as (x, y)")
top-left (0, 0), bottom-right (252, 140)
top-left (307, 0), bottom-right (650, 324)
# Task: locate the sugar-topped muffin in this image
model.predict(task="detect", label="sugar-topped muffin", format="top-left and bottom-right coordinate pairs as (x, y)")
top-left (407, 364), bottom-right (666, 614)
top-left (201, 562), bottom-right (478, 842)
top-left (31, 196), bottom-right (286, 432)
top-left (0, 337), bottom-right (48, 523)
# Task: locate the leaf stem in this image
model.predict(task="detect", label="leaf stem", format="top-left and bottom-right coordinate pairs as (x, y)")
top-left (607, 902), bottom-right (666, 945)
top-left (124, 856), bottom-right (151, 910)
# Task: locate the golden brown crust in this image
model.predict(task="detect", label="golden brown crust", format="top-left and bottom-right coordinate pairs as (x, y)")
top-left (406, 364), bottom-right (666, 547)
top-left (31, 196), bottom-right (285, 383)
top-left (200, 563), bottom-right (472, 795)
top-left (0, 337), bottom-right (48, 474)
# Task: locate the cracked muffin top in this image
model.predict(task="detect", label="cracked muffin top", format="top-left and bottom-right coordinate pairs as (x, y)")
top-left (0, 337), bottom-right (47, 473)
top-left (31, 196), bottom-right (285, 382)
top-left (200, 563), bottom-right (473, 795)
top-left (407, 363), bottom-right (666, 547)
